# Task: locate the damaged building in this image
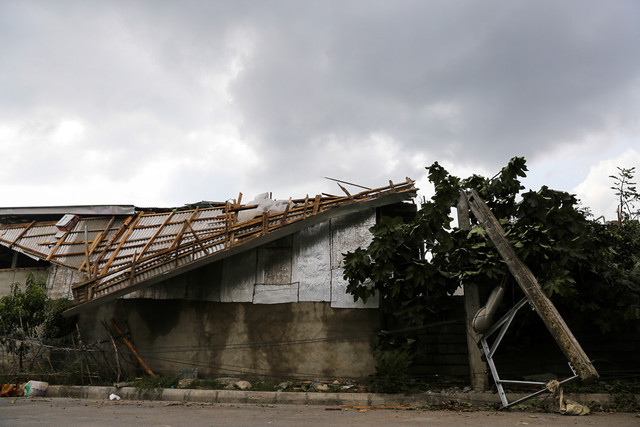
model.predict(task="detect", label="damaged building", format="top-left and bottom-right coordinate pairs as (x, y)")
top-left (0, 179), bottom-right (417, 379)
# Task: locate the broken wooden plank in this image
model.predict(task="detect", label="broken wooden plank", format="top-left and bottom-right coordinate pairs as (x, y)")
top-left (110, 318), bottom-right (155, 377)
top-left (280, 198), bottom-right (292, 225)
top-left (465, 189), bottom-right (598, 382)
top-left (323, 176), bottom-right (372, 190)
top-left (312, 195), bottom-right (322, 215)
top-left (261, 212), bottom-right (269, 235)
top-left (337, 183), bottom-right (354, 201)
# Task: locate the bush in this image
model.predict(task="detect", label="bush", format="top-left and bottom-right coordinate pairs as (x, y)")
top-left (368, 349), bottom-right (412, 393)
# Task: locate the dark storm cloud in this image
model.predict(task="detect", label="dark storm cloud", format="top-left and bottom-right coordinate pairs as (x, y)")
top-left (230, 1), bottom-right (640, 179)
top-left (1, 0), bottom-right (639, 205)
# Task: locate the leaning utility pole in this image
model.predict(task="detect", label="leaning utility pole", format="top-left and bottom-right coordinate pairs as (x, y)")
top-left (463, 189), bottom-right (598, 382)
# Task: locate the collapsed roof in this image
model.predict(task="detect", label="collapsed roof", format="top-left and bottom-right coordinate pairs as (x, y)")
top-left (0, 179), bottom-right (417, 314)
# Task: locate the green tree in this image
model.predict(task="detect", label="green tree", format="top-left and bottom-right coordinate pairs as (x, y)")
top-left (344, 157), bottom-right (640, 352)
top-left (610, 166), bottom-right (639, 222)
top-left (0, 273), bottom-right (73, 370)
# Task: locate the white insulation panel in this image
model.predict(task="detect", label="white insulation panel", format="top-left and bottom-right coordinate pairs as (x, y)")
top-left (220, 250), bottom-right (256, 302)
top-left (253, 283), bottom-right (299, 304)
top-left (293, 221), bottom-right (331, 302)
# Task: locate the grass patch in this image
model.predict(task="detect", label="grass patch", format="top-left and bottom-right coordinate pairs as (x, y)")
top-left (188, 378), bottom-right (226, 390)
top-left (251, 382), bottom-right (278, 391)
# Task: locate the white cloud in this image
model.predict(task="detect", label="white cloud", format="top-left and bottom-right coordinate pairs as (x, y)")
top-left (573, 148), bottom-right (640, 221)
top-left (51, 119), bottom-right (85, 146)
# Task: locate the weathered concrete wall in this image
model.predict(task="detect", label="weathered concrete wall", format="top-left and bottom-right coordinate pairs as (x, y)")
top-left (46, 264), bottom-right (84, 300)
top-left (78, 299), bottom-right (379, 379)
top-left (0, 267), bottom-right (49, 296)
top-left (0, 265), bottom-right (82, 300)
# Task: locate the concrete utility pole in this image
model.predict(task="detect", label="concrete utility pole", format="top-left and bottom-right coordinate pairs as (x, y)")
top-left (457, 194), bottom-right (489, 391)
top-left (464, 190), bottom-right (598, 382)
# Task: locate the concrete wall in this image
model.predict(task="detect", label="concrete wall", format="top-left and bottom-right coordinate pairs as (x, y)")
top-left (46, 264), bottom-right (85, 300)
top-left (0, 267), bottom-right (49, 296)
top-left (78, 299), bottom-right (379, 379)
top-left (0, 265), bottom-right (82, 300)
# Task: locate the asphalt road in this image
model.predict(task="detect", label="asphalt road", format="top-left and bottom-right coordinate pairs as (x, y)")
top-left (1, 397), bottom-right (639, 426)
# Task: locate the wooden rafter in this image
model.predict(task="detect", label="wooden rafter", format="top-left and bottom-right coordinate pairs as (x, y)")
top-left (186, 221), bottom-right (209, 255)
top-left (136, 211), bottom-right (175, 261)
top-left (77, 217), bottom-right (116, 274)
top-left (91, 218), bottom-right (130, 277)
top-left (46, 230), bottom-right (70, 262)
top-left (168, 208), bottom-right (200, 251)
top-left (9, 221), bottom-right (35, 248)
top-left (99, 212), bottom-right (143, 275)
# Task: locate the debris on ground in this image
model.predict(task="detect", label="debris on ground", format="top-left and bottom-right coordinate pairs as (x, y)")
top-left (0, 383), bottom-right (24, 397)
top-left (546, 380), bottom-right (590, 416)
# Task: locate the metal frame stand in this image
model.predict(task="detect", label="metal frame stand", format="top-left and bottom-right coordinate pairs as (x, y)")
top-left (480, 297), bottom-right (579, 408)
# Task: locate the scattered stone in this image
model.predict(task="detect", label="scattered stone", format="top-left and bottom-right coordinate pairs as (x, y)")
top-left (277, 381), bottom-right (291, 390)
top-left (234, 381), bottom-right (252, 390)
top-left (214, 377), bottom-right (241, 385)
top-left (332, 380), bottom-right (340, 385)
top-left (312, 383), bottom-right (329, 392)
top-left (462, 386), bottom-right (471, 393)
top-left (340, 385), bottom-right (354, 391)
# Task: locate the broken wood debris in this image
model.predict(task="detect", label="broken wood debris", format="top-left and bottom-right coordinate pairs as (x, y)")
top-left (110, 318), bottom-right (155, 377)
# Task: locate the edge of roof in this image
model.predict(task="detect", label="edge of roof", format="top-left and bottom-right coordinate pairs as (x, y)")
top-left (0, 205), bottom-right (136, 216)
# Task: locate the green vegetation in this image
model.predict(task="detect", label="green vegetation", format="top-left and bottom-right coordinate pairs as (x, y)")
top-left (610, 166), bottom-right (639, 222)
top-left (344, 157), bottom-right (640, 367)
top-left (0, 273), bottom-right (74, 370)
top-left (367, 348), bottom-right (413, 393)
top-left (128, 374), bottom-right (180, 390)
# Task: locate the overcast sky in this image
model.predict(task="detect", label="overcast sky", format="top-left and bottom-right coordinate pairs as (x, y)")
top-left (1, 0), bottom-right (639, 220)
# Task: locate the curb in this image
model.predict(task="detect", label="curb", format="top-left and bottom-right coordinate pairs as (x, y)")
top-left (46, 385), bottom-right (621, 407)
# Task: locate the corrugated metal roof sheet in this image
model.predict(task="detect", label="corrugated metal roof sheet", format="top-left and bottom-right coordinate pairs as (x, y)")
top-left (0, 179), bottom-right (417, 312)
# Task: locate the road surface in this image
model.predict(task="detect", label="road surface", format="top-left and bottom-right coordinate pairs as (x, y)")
top-left (1, 397), bottom-right (638, 426)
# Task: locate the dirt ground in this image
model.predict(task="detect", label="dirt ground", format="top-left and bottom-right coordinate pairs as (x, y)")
top-left (1, 398), bottom-right (639, 426)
